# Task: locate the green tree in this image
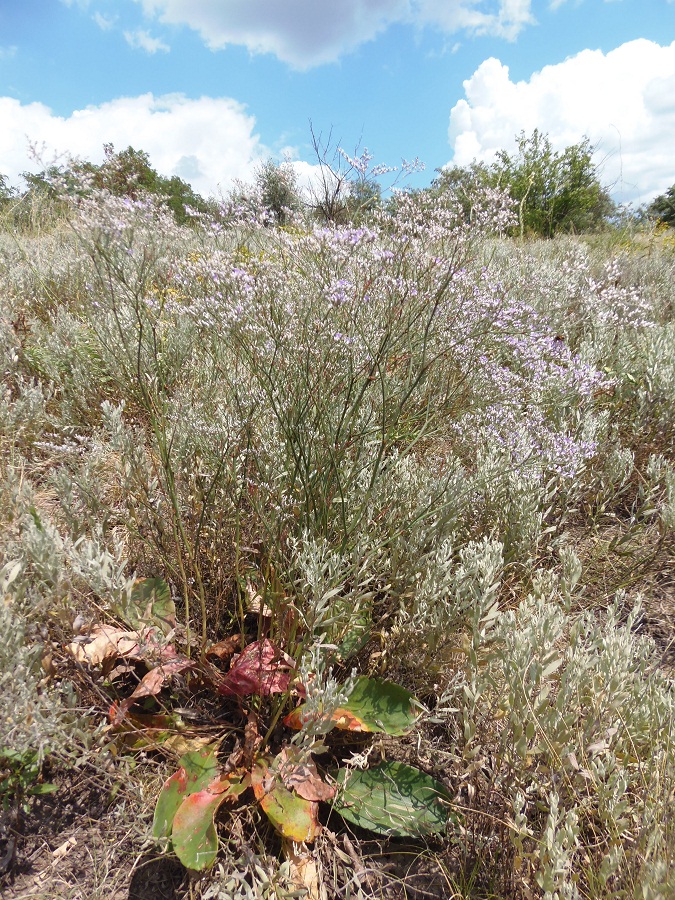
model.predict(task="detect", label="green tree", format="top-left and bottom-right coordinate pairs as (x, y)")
top-left (346, 178), bottom-right (381, 223)
top-left (254, 158), bottom-right (302, 225)
top-left (648, 184), bottom-right (675, 228)
top-left (0, 174), bottom-right (14, 203)
top-left (78, 144), bottom-right (210, 224)
top-left (434, 130), bottom-right (614, 238)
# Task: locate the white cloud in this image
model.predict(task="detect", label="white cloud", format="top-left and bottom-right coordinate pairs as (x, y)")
top-left (447, 39), bottom-right (675, 204)
top-left (124, 29), bottom-right (170, 53)
top-left (0, 93), bottom-right (265, 198)
top-left (132, 0), bottom-right (534, 68)
top-left (0, 46), bottom-right (18, 60)
top-left (417, 0), bottom-right (534, 41)
top-left (93, 12), bottom-right (117, 30)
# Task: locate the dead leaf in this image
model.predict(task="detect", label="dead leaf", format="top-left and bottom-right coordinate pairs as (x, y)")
top-left (67, 625), bottom-right (141, 667)
top-left (246, 581), bottom-right (273, 617)
top-left (162, 734), bottom-right (222, 757)
top-left (111, 658), bottom-right (196, 724)
top-left (41, 652), bottom-right (56, 678)
top-left (282, 838), bottom-right (326, 900)
top-left (52, 836), bottom-right (77, 861)
top-left (243, 710), bottom-right (262, 768)
top-left (278, 747), bottom-right (335, 802)
top-left (205, 634), bottom-right (242, 662)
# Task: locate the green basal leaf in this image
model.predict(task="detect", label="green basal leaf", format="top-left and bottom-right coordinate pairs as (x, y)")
top-left (332, 761), bottom-right (454, 837)
top-left (117, 577), bottom-right (176, 636)
top-left (284, 676), bottom-right (419, 736)
top-left (28, 782), bottom-right (59, 795)
top-left (337, 677), bottom-right (417, 735)
top-left (152, 747), bottom-right (220, 840)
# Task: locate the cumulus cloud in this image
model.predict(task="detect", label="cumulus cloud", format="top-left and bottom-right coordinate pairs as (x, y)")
top-left (124, 28), bottom-right (170, 53)
top-left (0, 93), bottom-right (264, 197)
top-left (447, 39), bottom-right (675, 204)
top-left (133, 0), bottom-right (534, 68)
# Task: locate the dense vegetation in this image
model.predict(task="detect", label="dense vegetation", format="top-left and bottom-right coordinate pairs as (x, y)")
top-left (0, 144), bottom-right (674, 899)
top-left (649, 183), bottom-right (675, 229)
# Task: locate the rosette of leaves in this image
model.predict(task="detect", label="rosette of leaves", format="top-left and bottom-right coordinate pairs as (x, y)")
top-left (153, 677), bottom-right (455, 871)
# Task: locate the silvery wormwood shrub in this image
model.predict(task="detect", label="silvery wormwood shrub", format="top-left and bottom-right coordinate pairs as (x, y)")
top-left (10, 179), bottom-right (620, 642)
top-left (433, 566), bottom-right (675, 898)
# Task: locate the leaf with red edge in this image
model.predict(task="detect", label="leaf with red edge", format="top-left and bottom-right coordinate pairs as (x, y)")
top-left (152, 747), bottom-right (220, 839)
top-left (284, 677), bottom-right (417, 737)
top-left (171, 772), bottom-right (249, 871)
top-left (251, 759), bottom-right (320, 842)
top-left (217, 640), bottom-right (295, 698)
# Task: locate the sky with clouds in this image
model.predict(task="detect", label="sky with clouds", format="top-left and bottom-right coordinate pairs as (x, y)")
top-left (0, 0), bottom-right (673, 205)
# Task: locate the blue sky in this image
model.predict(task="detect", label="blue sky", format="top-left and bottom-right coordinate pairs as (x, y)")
top-left (1, 0), bottom-right (674, 205)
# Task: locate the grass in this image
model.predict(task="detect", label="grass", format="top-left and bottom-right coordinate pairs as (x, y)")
top-left (0, 181), bottom-right (674, 899)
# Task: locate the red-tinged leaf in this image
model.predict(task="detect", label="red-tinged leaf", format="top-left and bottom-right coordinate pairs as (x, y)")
top-left (331, 708), bottom-right (365, 731)
top-left (111, 658), bottom-right (195, 724)
top-left (153, 767), bottom-right (189, 840)
top-left (207, 770), bottom-right (250, 798)
top-left (277, 747), bottom-right (335, 802)
top-left (171, 790), bottom-right (226, 870)
top-left (152, 748), bottom-right (220, 839)
top-left (251, 759), bottom-right (320, 842)
top-left (217, 640), bottom-right (295, 698)
top-left (283, 706), bottom-right (308, 730)
top-left (170, 771), bottom-right (250, 871)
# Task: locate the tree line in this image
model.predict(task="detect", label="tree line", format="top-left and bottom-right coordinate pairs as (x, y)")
top-left (2, 131), bottom-right (674, 236)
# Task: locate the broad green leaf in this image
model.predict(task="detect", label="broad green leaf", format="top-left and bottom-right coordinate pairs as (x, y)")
top-left (284, 677), bottom-right (417, 737)
top-left (333, 761), bottom-right (453, 837)
top-left (251, 759), bottom-right (320, 842)
top-left (171, 773), bottom-right (249, 871)
top-left (335, 677), bottom-right (417, 735)
top-left (117, 577), bottom-right (175, 636)
top-left (152, 747), bottom-right (220, 839)
top-left (28, 782), bottom-right (59, 796)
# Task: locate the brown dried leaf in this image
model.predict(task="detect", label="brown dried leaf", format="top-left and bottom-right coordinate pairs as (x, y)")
top-left (282, 839), bottom-right (326, 900)
top-left (205, 634), bottom-right (242, 662)
top-left (246, 581), bottom-right (273, 617)
top-left (111, 658), bottom-right (195, 725)
top-left (243, 710), bottom-right (262, 768)
top-left (67, 625), bottom-right (142, 667)
top-left (278, 748), bottom-right (335, 802)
